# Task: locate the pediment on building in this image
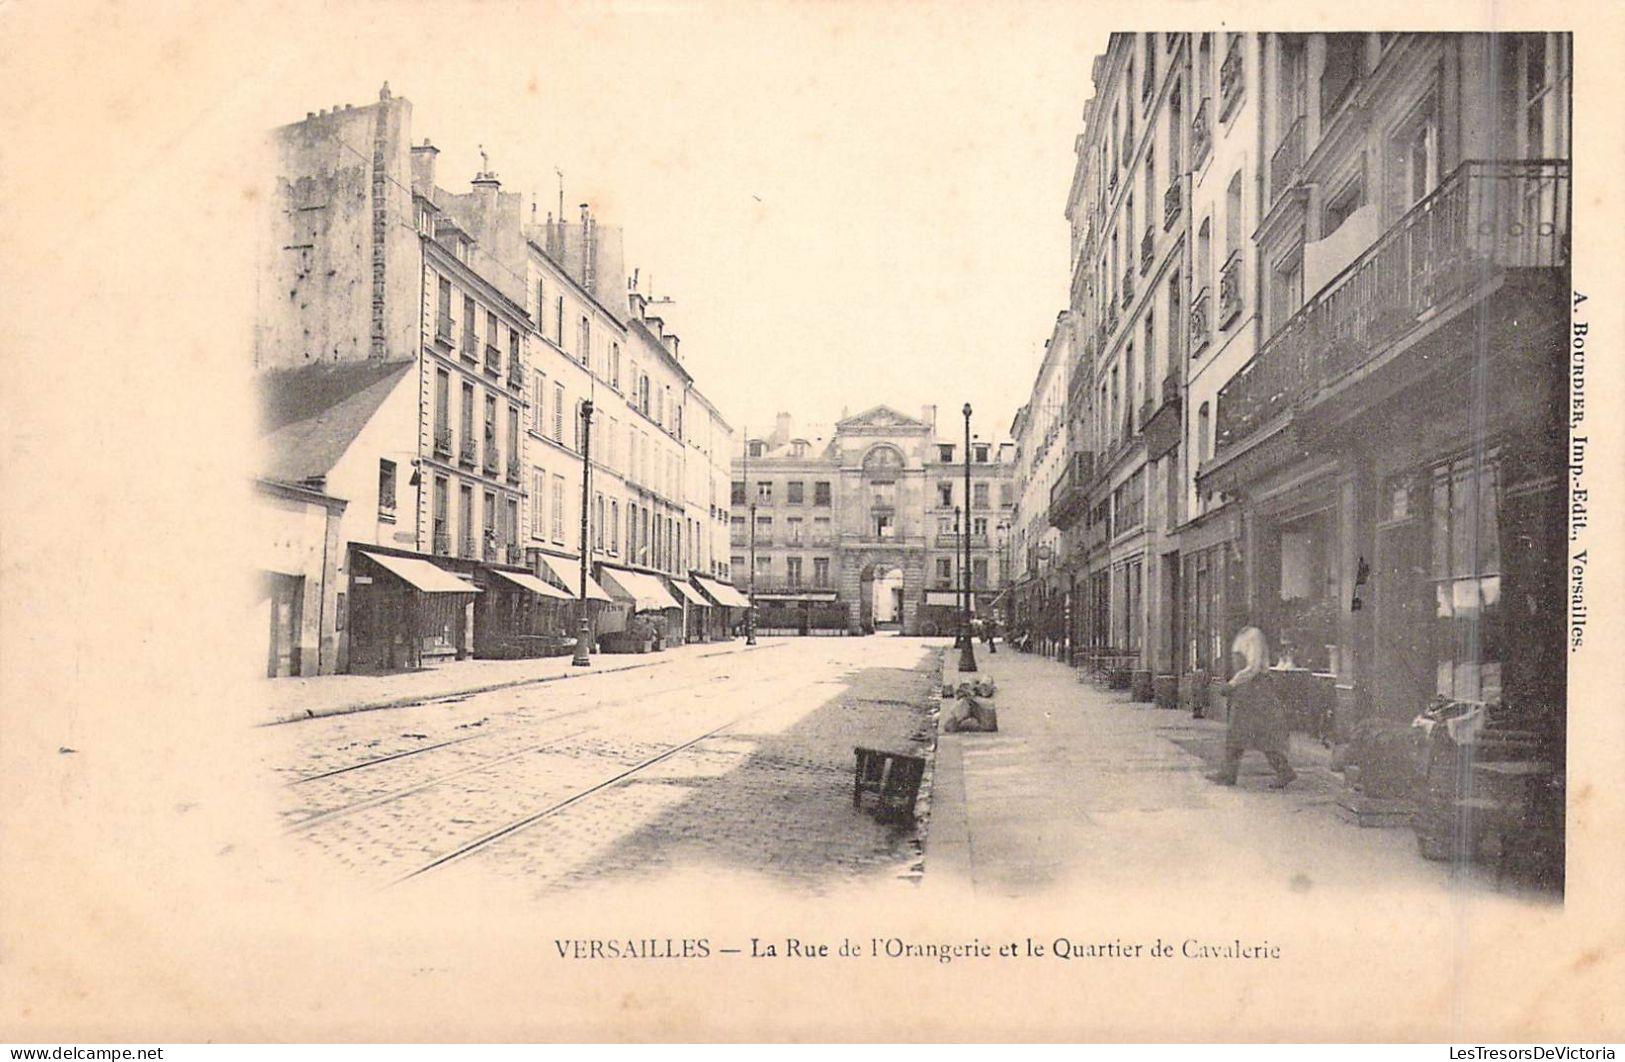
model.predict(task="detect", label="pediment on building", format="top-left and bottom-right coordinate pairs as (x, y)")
top-left (837, 405), bottom-right (929, 432)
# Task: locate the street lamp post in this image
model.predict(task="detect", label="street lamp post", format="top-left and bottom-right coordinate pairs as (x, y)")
top-left (958, 403), bottom-right (978, 673)
top-left (744, 431), bottom-right (757, 646)
top-left (571, 399), bottom-right (594, 667)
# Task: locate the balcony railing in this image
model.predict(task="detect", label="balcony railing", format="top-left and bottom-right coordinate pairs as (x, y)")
top-left (460, 333), bottom-right (478, 362)
top-left (483, 446), bottom-right (501, 476)
top-left (432, 529), bottom-right (451, 556)
top-left (1163, 180), bottom-right (1182, 231)
top-left (459, 437), bottom-right (477, 467)
top-left (1190, 286), bottom-right (1212, 353)
top-left (1219, 36), bottom-right (1244, 120)
top-left (1121, 268), bottom-right (1135, 309)
top-left (1214, 160), bottom-right (1571, 455)
top-left (433, 426), bottom-right (453, 457)
top-left (507, 362), bottom-right (524, 390)
top-left (1140, 227), bottom-right (1155, 274)
top-left (506, 456), bottom-right (522, 484)
top-left (1218, 250), bottom-right (1244, 327)
top-left (482, 537), bottom-right (498, 562)
top-left (460, 536), bottom-right (477, 559)
top-left (505, 544), bottom-right (525, 565)
top-left (1047, 450), bottom-right (1096, 530)
top-left (484, 345), bottom-right (502, 377)
top-left (1192, 97), bottom-right (1212, 169)
top-left (434, 323), bottom-right (454, 348)
top-left (1270, 115), bottom-right (1306, 204)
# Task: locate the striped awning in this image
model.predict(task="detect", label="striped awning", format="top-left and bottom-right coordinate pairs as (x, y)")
top-left (693, 576), bottom-right (751, 609)
top-left (668, 580), bottom-right (710, 607)
top-left (535, 553), bottom-right (613, 602)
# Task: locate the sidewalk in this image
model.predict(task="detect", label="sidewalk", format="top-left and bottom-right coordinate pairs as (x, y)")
top-left (260, 638), bottom-right (783, 725)
top-left (927, 645), bottom-right (1443, 897)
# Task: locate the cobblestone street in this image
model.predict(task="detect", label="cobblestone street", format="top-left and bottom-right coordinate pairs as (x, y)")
top-left (257, 637), bottom-right (940, 894)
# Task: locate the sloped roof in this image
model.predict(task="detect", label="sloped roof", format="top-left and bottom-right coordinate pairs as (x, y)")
top-left (259, 360), bottom-right (414, 482)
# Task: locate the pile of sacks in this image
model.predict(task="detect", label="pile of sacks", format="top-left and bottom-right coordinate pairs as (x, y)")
top-left (942, 678), bottom-right (999, 733)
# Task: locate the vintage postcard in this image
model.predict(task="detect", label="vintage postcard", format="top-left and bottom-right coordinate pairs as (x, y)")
top-left (1, 0), bottom-right (1621, 1044)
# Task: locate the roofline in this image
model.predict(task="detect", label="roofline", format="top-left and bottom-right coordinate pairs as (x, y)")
top-left (527, 239), bottom-right (631, 332)
top-left (423, 236), bottom-right (534, 328)
top-left (255, 476), bottom-right (349, 512)
top-left (628, 317), bottom-right (693, 385)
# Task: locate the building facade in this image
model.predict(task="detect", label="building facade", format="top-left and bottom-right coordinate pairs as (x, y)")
top-left (255, 84), bottom-right (739, 672)
top-left (730, 408), bottom-right (1014, 636)
top-left (1038, 33), bottom-right (1569, 816)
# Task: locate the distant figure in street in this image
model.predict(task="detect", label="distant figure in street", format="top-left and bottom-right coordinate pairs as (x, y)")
top-left (1208, 626), bottom-right (1297, 789)
top-left (982, 616), bottom-right (998, 653)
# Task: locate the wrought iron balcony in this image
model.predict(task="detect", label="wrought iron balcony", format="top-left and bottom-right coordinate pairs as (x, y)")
top-left (483, 446), bottom-right (501, 475)
top-left (460, 535), bottom-right (477, 559)
top-left (433, 426), bottom-right (453, 457)
top-left (432, 529), bottom-right (451, 556)
top-left (1121, 268), bottom-right (1135, 309)
top-left (1190, 286), bottom-right (1212, 353)
top-left (506, 456), bottom-right (522, 484)
top-left (482, 537), bottom-right (498, 562)
top-left (1163, 180), bottom-right (1182, 231)
top-left (459, 437), bottom-right (478, 467)
top-left (1218, 250), bottom-right (1244, 327)
top-left (507, 361), bottom-right (524, 390)
top-left (1214, 160), bottom-right (1571, 457)
top-left (1219, 36), bottom-right (1244, 120)
top-left (1047, 450), bottom-right (1096, 530)
top-left (460, 333), bottom-right (478, 362)
top-left (1191, 97), bottom-right (1212, 169)
top-left (1270, 115), bottom-right (1305, 204)
top-left (484, 345), bottom-right (502, 377)
top-left (505, 544), bottom-right (525, 565)
top-left (1140, 227), bottom-right (1155, 274)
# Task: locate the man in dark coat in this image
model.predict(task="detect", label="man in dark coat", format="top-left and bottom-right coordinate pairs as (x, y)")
top-left (1207, 626), bottom-right (1298, 788)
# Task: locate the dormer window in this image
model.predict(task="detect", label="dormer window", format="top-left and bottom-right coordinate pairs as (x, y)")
top-left (748, 440), bottom-right (764, 458)
top-left (939, 444), bottom-right (955, 463)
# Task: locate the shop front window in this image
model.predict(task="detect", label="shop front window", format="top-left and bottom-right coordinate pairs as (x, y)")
top-left (1431, 455), bottom-right (1502, 704)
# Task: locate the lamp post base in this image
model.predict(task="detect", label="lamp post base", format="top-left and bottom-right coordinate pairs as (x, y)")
top-left (571, 617), bottom-right (592, 667)
top-left (957, 625), bottom-right (978, 673)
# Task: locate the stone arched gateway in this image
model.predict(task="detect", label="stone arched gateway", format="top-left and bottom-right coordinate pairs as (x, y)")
top-left (842, 549), bottom-right (926, 635)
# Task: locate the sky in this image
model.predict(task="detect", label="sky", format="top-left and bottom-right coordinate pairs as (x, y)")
top-left (225, 1), bottom-right (1109, 444)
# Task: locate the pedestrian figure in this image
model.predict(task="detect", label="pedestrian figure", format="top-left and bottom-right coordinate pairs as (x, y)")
top-left (1207, 626), bottom-right (1298, 788)
top-left (982, 616), bottom-right (998, 653)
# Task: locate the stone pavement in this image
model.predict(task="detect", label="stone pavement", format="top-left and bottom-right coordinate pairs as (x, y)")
top-left (260, 638), bottom-right (783, 725)
top-left (927, 646), bottom-right (1453, 898)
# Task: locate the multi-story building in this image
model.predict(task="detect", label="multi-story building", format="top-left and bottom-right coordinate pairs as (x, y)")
top-left (255, 84), bottom-right (740, 672)
top-left (1046, 33), bottom-right (1570, 842)
top-left (1196, 33), bottom-right (1569, 755)
top-left (1050, 33), bottom-right (1192, 701)
top-left (731, 408), bottom-right (1013, 636)
top-left (1008, 312), bottom-right (1075, 649)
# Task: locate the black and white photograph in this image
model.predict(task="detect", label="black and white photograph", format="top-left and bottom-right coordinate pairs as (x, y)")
top-left (1, 1), bottom-right (1620, 1046)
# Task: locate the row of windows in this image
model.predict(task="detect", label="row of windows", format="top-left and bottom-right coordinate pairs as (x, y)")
top-left (431, 368), bottom-right (523, 482)
top-left (427, 473), bottom-right (523, 562)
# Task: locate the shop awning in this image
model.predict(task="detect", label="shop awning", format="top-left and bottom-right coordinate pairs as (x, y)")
top-left (358, 552), bottom-right (480, 594)
top-left (756, 589), bottom-right (839, 602)
top-left (694, 576), bottom-right (752, 609)
top-left (489, 568), bottom-right (574, 601)
top-left (599, 567), bottom-right (681, 611)
top-left (535, 553), bottom-right (613, 602)
top-left (668, 580), bottom-right (710, 607)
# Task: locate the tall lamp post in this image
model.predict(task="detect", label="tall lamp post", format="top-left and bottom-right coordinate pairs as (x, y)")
top-left (571, 399), bottom-right (594, 667)
top-left (744, 430), bottom-right (757, 646)
top-left (958, 403), bottom-right (978, 673)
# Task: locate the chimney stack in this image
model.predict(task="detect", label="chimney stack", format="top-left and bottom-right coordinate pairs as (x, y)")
top-left (472, 146), bottom-right (501, 212)
top-left (773, 412), bottom-right (793, 445)
top-left (410, 138), bottom-right (439, 194)
top-left (921, 404), bottom-right (937, 433)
